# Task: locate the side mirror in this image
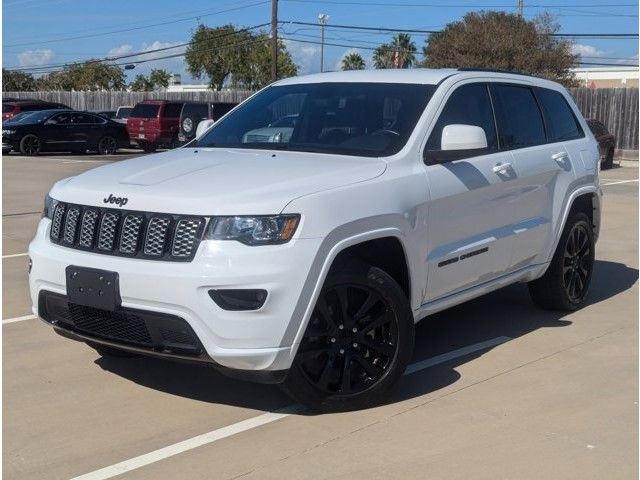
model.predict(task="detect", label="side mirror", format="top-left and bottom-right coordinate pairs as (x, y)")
top-left (441, 124), bottom-right (487, 151)
top-left (195, 119), bottom-right (214, 139)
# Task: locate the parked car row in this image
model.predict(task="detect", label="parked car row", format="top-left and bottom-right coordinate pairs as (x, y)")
top-left (2, 98), bottom-right (239, 156)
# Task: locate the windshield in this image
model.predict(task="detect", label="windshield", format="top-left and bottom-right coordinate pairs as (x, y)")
top-left (195, 82), bottom-right (436, 157)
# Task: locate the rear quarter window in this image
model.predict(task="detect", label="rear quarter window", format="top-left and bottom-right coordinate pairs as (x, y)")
top-left (130, 104), bottom-right (160, 118)
top-left (163, 103), bottom-right (183, 117)
top-left (491, 84), bottom-right (546, 150)
top-left (536, 88), bottom-right (584, 142)
top-left (181, 103), bottom-right (208, 118)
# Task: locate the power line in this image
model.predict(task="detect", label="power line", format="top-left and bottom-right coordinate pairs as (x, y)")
top-left (4, 0), bottom-right (269, 48)
top-left (5, 23), bottom-right (272, 73)
top-left (282, 0), bottom-right (637, 7)
top-left (283, 20), bottom-right (639, 38)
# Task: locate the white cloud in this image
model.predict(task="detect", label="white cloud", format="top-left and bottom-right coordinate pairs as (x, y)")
top-left (107, 40), bottom-right (185, 78)
top-left (572, 44), bottom-right (605, 58)
top-left (284, 39), bottom-right (321, 75)
top-left (107, 44), bottom-right (133, 57)
top-left (16, 48), bottom-right (55, 67)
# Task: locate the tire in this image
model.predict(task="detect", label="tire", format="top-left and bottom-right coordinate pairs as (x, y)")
top-left (86, 341), bottom-right (140, 358)
top-left (19, 134), bottom-right (41, 156)
top-left (139, 141), bottom-right (157, 153)
top-left (602, 148), bottom-right (614, 170)
top-left (529, 212), bottom-right (595, 311)
top-left (283, 260), bottom-right (414, 412)
top-left (97, 135), bottom-right (118, 155)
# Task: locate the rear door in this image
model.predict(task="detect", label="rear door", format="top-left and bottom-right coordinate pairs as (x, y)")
top-left (162, 102), bottom-right (183, 142)
top-left (490, 84), bottom-right (579, 270)
top-left (70, 112), bottom-right (104, 147)
top-left (423, 83), bottom-right (518, 301)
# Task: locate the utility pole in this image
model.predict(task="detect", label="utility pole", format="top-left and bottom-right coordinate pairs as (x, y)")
top-left (271, 0), bottom-right (278, 82)
top-left (517, 0), bottom-right (523, 18)
top-left (318, 13), bottom-right (329, 73)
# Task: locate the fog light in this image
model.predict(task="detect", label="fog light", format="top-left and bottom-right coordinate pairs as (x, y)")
top-left (208, 289), bottom-right (267, 311)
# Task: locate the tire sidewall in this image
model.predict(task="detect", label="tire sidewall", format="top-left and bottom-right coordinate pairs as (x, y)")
top-left (553, 213), bottom-right (595, 308)
top-left (284, 262), bottom-right (414, 412)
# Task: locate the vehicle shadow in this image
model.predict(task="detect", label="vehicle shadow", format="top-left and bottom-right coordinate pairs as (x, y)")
top-left (95, 259), bottom-right (637, 413)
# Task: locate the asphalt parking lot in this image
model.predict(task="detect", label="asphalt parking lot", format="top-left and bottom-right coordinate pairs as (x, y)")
top-left (3, 153), bottom-right (638, 480)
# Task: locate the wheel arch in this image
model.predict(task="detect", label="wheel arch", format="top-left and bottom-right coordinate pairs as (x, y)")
top-left (281, 221), bottom-right (416, 364)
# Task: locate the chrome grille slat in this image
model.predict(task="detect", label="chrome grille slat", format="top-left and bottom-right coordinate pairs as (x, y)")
top-left (172, 218), bottom-right (203, 258)
top-left (79, 210), bottom-right (99, 248)
top-left (62, 207), bottom-right (81, 244)
top-left (49, 202), bottom-right (203, 262)
top-left (144, 217), bottom-right (170, 256)
top-left (119, 215), bottom-right (144, 254)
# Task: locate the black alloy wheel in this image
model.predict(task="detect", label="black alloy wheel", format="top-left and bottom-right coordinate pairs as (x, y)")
top-left (97, 136), bottom-right (118, 155)
top-left (603, 149), bottom-right (614, 169)
top-left (19, 134), bottom-right (41, 156)
top-left (529, 212), bottom-right (595, 311)
top-left (284, 261), bottom-right (414, 412)
top-left (562, 222), bottom-right (592, 302)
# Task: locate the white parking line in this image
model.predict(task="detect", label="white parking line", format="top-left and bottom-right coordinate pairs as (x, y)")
top-left (70, 335), bottom-right (511, 480)
top-left (2, 252), bottom-right (28, 259)
top-left (601, 179), bottom-right (639, 186)
top-left (3, 314), bottom-right (36, 324)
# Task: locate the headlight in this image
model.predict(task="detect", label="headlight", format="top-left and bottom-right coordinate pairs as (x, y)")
top-left (2, 129), bottom-right (16, 135)
top-left (42, 194), bottom-right (58, 219)
top-left (204, 215), bottom-right (300, 245)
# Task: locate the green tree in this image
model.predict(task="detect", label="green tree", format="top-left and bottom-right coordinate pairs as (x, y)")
top-left (421, 11), bottom-right (578, 86)
top-left (129, 74), bottom-right (153, 92)
top-left (33, 61), bottom-right (126, 91)
top-left (185, 25), bottom-right (297, 90)
top-left (2, 68), bottom-right (36, 91)
top-left (149, 68), bottom-right (171, 89)
top-left (341, 52), bottom-right (366, 71)
top-left (373, 33), bottom-right (417, 69)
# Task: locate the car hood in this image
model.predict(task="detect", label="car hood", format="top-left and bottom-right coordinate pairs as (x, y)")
top-left (50, 147), bottom-right (387, 215)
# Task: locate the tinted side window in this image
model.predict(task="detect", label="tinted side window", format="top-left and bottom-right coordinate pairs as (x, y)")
top-left (536, 88), bottom-right (584, 142)
top-left (72, 113), bottom-right (103, 124)
top-left (426, 83), bottom-right (498, 157)
top-left (164, 103), bottom-right (183, 117)
top-left (491, 85), bottom-right (545, 149)
top-left (51, 113), bottom-right (71, 124)
top-left (182, 103), bottom-right (208, 118)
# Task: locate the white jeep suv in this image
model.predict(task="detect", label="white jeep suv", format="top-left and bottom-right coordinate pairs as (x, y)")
top-left (29, 69), bottom-right (601, 411)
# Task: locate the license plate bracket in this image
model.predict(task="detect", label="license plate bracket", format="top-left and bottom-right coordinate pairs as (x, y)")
top-left (66, 266), bottom-right (121, 311)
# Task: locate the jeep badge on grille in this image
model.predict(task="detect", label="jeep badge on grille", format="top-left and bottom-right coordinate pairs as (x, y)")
top-left (103, 194), bottom-right (128, 207)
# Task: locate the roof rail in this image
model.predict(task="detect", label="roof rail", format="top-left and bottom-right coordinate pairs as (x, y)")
top-left (457, 67), bottom-right (538, 78)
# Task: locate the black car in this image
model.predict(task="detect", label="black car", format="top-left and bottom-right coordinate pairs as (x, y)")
top-left (178, 101), bottom-right (237, 144)
top-left (2, 109), bottom-right (129, 155)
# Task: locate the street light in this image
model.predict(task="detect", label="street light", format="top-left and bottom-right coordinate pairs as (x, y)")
top-left (318, 13), bottom-right (329, 73)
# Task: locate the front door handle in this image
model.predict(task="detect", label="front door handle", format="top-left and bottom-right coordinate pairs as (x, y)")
top-left (492, 162), bottom-right (512, 174)
top-left (552, 151), bottom-right (569, 164)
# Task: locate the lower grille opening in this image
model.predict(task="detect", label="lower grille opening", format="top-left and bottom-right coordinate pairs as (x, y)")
top-left (39, 291), bottom-right (203, 356)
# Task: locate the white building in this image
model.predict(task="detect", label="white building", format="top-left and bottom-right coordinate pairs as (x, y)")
top-left (571, 66), bottom-right (639, 89)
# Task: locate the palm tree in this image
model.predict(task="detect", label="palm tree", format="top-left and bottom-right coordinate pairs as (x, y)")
top-left (373, 33), bottom-right (417, 69)
top-left (341, 52), bottom-right (366, 70)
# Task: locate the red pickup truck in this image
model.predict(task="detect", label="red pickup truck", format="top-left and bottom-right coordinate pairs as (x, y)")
top-left (126, 100), bottom-right (184, 152)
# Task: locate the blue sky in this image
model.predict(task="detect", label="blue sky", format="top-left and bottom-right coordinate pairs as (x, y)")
top-left (2, 0), bottom-right (638, 84)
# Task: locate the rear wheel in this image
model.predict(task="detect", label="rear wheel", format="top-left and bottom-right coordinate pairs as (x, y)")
top-left (529, 212), bottom-right (594, 311)
top-left (86, 341), bottom-right (140, 358)
top-left (602, 148), bottom-right (614, 170)
top-left (139, 141), bottom-right (157, 153)
top-left (97, 135), bottom-right (118, 155)
top-left (19, 134), bottom-right (41, 156)
top-left (283, 261), bottom-right (414, 412)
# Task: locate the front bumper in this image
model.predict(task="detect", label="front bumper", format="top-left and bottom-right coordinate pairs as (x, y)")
top-left (29, 218), bottom-right (323, 372)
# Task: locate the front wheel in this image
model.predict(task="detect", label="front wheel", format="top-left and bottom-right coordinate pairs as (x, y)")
top-left (529, 212), bottom-right (595, 311)
top-left (19, 134), bottom-right (41, 156)
top-left (602, 148), bottom-right (614, 170)
top-left (283, 261), bottom-right (414, 412)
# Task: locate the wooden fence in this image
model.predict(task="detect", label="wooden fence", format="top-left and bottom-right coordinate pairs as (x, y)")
top-left (4, 87), bottom-right (638, 150)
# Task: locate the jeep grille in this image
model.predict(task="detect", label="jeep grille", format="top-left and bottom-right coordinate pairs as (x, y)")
top-left (49, 202), bottom-right (206, 262)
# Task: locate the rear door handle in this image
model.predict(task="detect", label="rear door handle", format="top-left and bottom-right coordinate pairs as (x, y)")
top-left (492, 162), bottom-right (512, 174)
